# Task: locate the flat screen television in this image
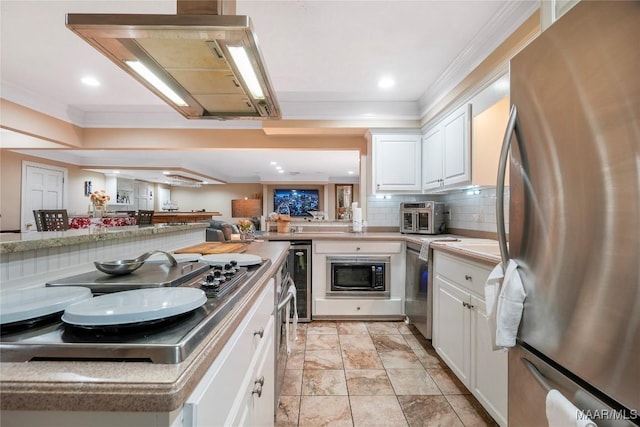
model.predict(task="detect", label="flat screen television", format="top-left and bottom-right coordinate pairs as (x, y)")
top-left (274, 189), bottom-right (319, 217)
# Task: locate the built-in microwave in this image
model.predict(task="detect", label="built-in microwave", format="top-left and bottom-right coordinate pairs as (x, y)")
top-left (326, 256), bottom-right (390, 298)
top-left (400, 201), bottom-right (446, 235)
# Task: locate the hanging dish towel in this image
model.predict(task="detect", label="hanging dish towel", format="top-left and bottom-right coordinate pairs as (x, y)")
top-left (546, 389), bottom-right (596, 427)
top-left (284, 281), bottom-right (298, 355)
top-left (418, 237), bottom-right (459, 261)
top-left (484, 262), bottom-right (505, 351)
top-left (495, 259), bottom-right (526, 348)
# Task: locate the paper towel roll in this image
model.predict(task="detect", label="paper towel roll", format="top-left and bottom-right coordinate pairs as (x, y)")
top-left (352, 207), bottom-right (363, 232)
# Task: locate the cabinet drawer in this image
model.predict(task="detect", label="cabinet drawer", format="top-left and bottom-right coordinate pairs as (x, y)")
top-left (434, 251), bottom-right (492, 296)
top-left (315, 241), bottom-right (402, 254)
top-left (184, 279), bottom-right (275, 427)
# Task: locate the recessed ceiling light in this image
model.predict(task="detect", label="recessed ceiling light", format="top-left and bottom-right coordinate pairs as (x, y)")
top-left (275, 166), bottom-right (283, 170)
top-left (162, 171), bottom-right (170, 175)
top-left (378, 77), bottom-right (395, 89)
top-left (270, 161), bottom-right (277, 165)
top-left (112, 170), bottom-right (120, 174)
top-left (348, 171), bottom-right (355, 175)
top-left (81, 76), bottom-right (100, 87)
top-left (278, 170), bottom-right (285, 174)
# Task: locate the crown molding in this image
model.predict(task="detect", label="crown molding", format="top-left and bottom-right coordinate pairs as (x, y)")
top-left (418, 1), bottom-right (539, 117)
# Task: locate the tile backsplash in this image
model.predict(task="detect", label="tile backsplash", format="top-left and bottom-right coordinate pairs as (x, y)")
top-left (365, 187), bottom-right (509, 234)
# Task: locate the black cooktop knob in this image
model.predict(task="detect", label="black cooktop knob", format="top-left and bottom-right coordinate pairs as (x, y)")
top-left (205, 273), bottom-right (216, 283)
top-left (213, 270), bottom-right (225, 282)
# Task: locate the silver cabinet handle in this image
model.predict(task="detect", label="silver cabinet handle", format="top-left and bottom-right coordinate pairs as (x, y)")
top-left (252, 376), bottom-right (265, 397)
top-left (253, 328), bottom-right (264, 338)
top-left (462, 301), bottom-right (469, 308)
top-left (464, 274), bottom-right (472, 281)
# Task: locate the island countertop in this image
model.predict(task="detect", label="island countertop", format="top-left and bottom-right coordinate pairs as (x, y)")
top-left (0, 241), bottom-right (289, 413)
top-left (0, 223), bottom-right (208, 254)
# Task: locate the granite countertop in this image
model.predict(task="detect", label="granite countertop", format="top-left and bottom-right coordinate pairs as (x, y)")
top-left (0, 241), bottom-right (289, 413)
top-left (0, 223), bottom-right (208, 254)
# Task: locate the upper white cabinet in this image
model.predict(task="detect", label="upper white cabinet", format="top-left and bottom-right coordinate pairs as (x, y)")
top-left (367, 130), bottom-right (422, 193)
top-left (541, 0), bottom-right (581, 31)
top-left (422, 104), bottom-right (472, 192)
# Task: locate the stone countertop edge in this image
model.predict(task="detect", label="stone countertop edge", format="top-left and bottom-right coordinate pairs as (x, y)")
top-left (0, 241), bottom-right (290, 413)
top-left (0, 223), bottom-right (208, 254)
top-left (429, 242), bottom-right (501, 266)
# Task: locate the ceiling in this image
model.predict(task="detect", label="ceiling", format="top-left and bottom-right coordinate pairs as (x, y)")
top-left (0, 0), bottom-right (537, 184)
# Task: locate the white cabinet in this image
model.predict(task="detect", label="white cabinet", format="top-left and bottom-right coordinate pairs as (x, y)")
top-left (541, 0), bottom-right (580, 30)
top-left (367, 131), bottom-right (422, 193)
top-left (312, 240), bottom-right (405, 317)
top-left (422, 104), bottom-right (471, 192)
top-left (184, 280), bottom-right (275, 427)
top-left (432, 251), bottom-right (507, 427)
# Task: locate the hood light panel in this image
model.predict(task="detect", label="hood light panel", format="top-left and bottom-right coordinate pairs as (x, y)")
top-left (125, 60), bottom-right (188, 107)
top-left (227, 45), bottom-right (264, 100)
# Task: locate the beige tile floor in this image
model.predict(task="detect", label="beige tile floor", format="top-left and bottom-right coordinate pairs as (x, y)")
top-left (276, 320), bottom-right (498, 427)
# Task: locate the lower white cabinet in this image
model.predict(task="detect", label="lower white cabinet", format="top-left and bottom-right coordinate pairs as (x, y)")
top-left (432, 251), bottom-right (507, 427)
top-left (183, 279), bottom-right (275, 427)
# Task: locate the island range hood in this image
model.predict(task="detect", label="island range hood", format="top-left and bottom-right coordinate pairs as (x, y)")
top-left (66, 1), bottom-right (280, 120)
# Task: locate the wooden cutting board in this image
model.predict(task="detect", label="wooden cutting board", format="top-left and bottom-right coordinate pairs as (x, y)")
top-left (174, 242), bottom-right (248, 255)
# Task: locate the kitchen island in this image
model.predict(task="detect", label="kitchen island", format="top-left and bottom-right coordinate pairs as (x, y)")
top-left (0, 240), bottom-right (289, 427)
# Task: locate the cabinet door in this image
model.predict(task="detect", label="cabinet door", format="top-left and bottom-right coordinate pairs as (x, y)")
top-left (422, 126), bottom-right (443, 191)
top-left (470, 295), bottom-right (508, 427)
top-left (442, 104), bottom-right (471, 187)
top-left (374, 134), bottom-right (422, 192)
top-left (433, 276), bottom-right (470, 385)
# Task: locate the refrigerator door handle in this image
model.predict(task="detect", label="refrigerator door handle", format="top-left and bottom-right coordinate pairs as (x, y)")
top-left (496, 104), bottom-right (519, 267)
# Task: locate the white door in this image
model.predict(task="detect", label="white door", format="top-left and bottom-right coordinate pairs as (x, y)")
top-left (21, 162), bottom-right (67, 231)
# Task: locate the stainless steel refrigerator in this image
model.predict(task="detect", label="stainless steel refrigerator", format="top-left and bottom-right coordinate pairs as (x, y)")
top-left (496, 2), bottom-right (639, 426)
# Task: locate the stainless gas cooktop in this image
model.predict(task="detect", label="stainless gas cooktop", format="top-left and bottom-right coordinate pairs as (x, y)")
top-left (0, 259), bottom-right (271, 364)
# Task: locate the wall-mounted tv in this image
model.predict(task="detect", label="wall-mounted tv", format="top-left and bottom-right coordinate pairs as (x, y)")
top-left (274, 189), bottom-right (319, 216)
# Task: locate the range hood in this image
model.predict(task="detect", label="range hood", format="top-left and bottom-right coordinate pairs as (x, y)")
top-left (66, 6), bottom-right (280, 120)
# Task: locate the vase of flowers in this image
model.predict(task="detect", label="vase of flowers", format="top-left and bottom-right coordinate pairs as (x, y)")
top-left (237, 219), bottom-right (254, 241)
top-left (90, 190), bottom-right (110, 218)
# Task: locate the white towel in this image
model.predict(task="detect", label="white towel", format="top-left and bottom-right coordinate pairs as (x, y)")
top-left (418, 237), bottom-right (459, 261)
top-left (546, 390), bottom-right (596, 427)
top-left (484, 262), bottom-right (505, 351)
top-left (284, 283), bottom-right (298, 355)
top-left (495, 259), bottom-right (526, 348)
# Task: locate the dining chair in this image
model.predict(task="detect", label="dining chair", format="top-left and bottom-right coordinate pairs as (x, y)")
top-left (32, 210), bottom-right (45, 231)
top-left (40, 209), bottom-right (70, 231)
top-left (136, 210), bottom-right (155, 225)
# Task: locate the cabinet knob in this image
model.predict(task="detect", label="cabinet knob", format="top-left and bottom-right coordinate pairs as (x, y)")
top-left (252, 376), bottom-right (265, 397)
top-left (464, 275), bottom-right (472, 281)
top-left (356, 247), bottom-right (361, 251)
top-left (253, 328), bottom-right (264, 338)
top-left (462, 301), bottom-right (468, 308)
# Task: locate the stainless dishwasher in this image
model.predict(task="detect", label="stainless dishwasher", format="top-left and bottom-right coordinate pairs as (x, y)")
top-left (405, 241), bottom-right (432, 339)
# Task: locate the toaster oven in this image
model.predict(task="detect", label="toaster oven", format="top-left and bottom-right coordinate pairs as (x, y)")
top-left (400, 201), bottom-right (445, 235)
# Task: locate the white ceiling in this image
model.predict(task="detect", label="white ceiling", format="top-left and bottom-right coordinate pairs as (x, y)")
top-left (0, 0), bottom-right (537, 183)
